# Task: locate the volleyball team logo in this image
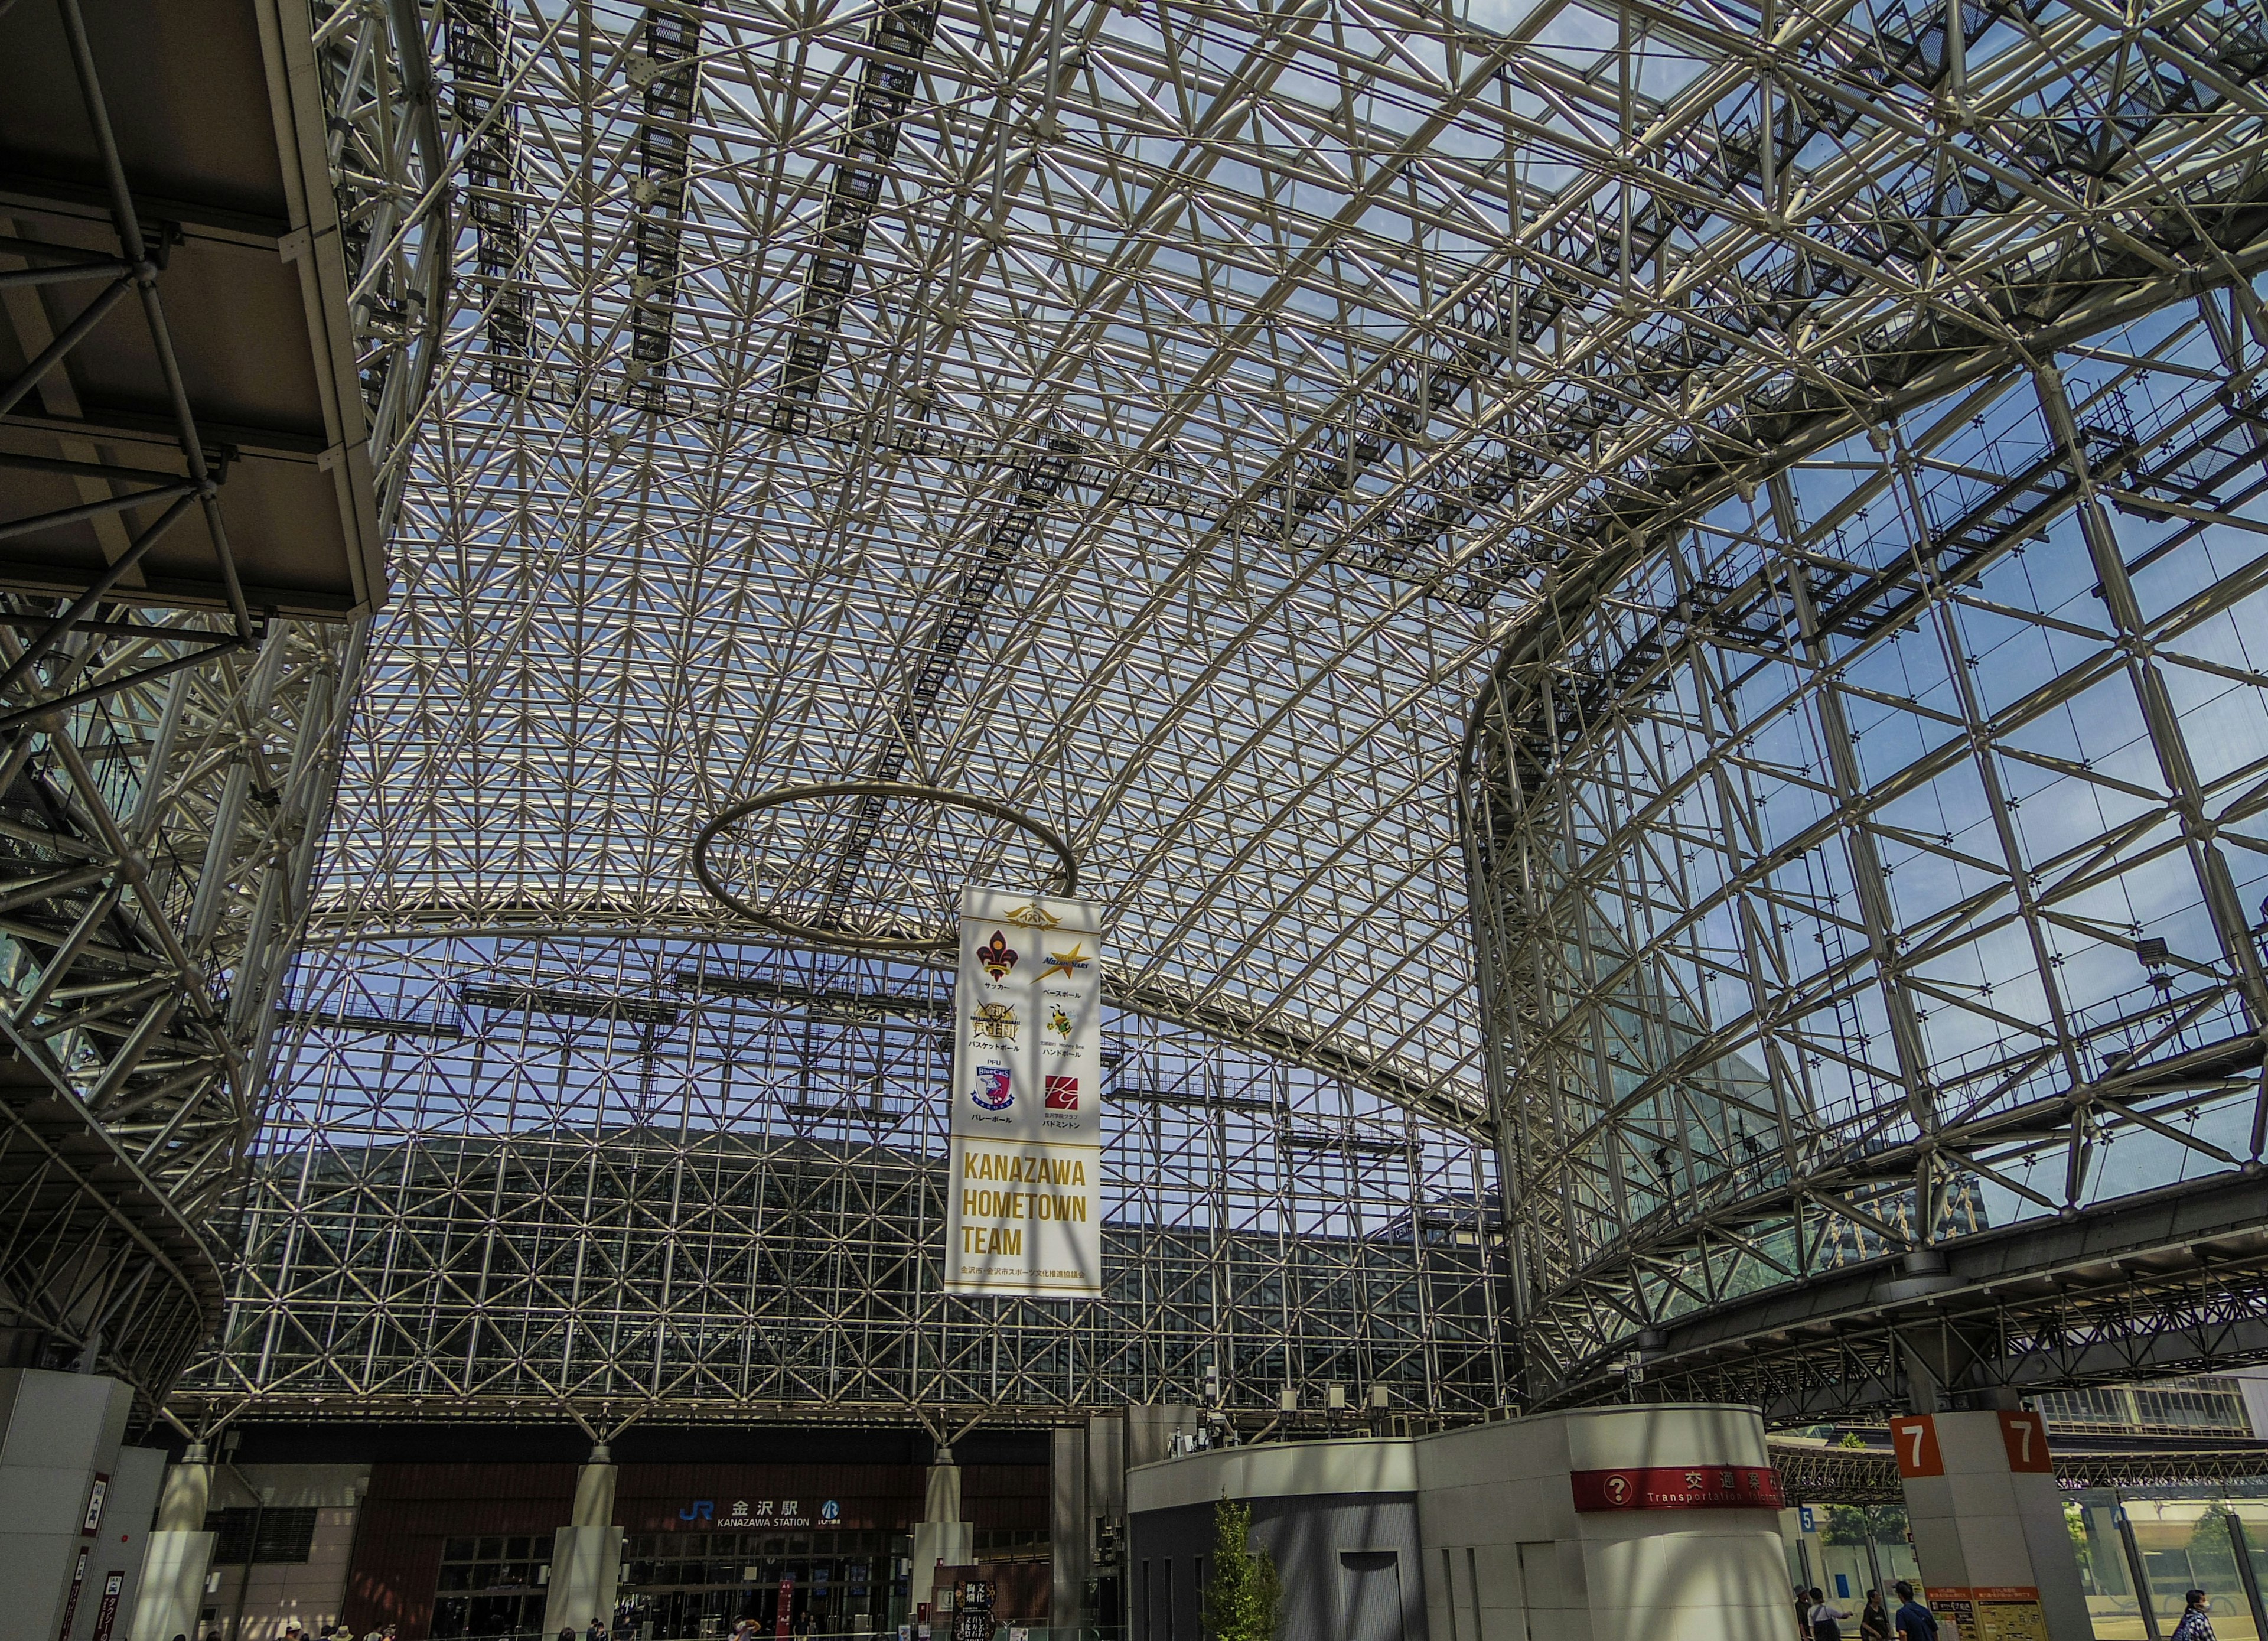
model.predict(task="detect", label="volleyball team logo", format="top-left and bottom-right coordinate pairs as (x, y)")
top-left (972, 1067), bottom-right (1014, 1111)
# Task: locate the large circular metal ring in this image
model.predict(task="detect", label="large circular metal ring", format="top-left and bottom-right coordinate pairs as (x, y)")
top-left (692, 780), bottom-right (1080, 952)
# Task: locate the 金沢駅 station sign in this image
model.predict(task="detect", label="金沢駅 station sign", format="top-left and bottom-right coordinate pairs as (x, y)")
top-left (943, 888), bottom-right (1105, 1297)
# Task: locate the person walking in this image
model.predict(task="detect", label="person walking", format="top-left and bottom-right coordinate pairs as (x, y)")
top-left (2172, 1590), bottom-right (2217, 1641)
top-left (1797, 1587), bottom-right (1815, 1640)
top-left (1859, 1587), bottom-right (1891, 1641)
top-left (1892, 1582), bottom-right (1938, 1640)
top-left (1811, 1587), bottom-right (1849, 1641)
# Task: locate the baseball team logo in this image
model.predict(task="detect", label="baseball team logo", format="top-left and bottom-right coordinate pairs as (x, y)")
top-left (972, 1067), bottom-right (1014, 1111)
top-left (1045, 1075), bottom-right (1079, 1111)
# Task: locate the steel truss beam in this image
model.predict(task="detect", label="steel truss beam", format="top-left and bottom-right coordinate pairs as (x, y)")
top-left (1768, 1440), bottom-right (2268, 1505)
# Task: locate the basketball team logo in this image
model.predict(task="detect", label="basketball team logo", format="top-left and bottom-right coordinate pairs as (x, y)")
top-left (971, 1067), bottom-right (1014, 1111)
top-left (1045, 1075), bottom-right (1079, 1111)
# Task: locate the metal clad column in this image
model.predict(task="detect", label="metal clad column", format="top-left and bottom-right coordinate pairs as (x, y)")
top-left (1050, 1425), bottom-right (1089, 1632)
top-left (909, 1447), bottom-right (972, 1618)
top-left (129, 1443), bottom-right (217, 1641)
top-left (541, 1444), bottom-right (622, 1637)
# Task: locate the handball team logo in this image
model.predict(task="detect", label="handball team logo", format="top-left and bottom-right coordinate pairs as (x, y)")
top-left (972, 1067), bottom-right (1014, 1111)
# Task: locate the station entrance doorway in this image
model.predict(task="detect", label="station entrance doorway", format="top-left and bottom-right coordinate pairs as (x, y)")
top-left (618, 1532), bottom-right (910, 1639)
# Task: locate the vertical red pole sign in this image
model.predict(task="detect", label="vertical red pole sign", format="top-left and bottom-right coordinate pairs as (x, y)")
top-left (90, 1572), bottom-right (126, 1641)
top-left (56, 1548), bottom-right (90, 1641)
top-left (775, 1574), bottom-right (795, 1640)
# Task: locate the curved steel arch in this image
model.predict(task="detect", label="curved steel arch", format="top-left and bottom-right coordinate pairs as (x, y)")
top-left (1464, 266), bottom-right (2268, 1406)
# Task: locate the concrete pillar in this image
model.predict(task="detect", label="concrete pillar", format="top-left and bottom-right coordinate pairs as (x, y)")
top-left (909, 1449), bottom-right (972, 1618)
top-left (132, 1444), bottom-right (220, 1641)
top-left (542, 1445), bottom-right (623, 1638)
top-left (1890, 1409), bottom-right (2092, 1640)
top-left (0, 1368), bottom-right (136, 1640)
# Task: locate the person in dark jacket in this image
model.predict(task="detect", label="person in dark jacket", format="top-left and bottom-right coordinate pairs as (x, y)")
top-left (2172, 1590), bottom-right (2217, 1641)
top-left (1892, 1581), bottom-right (1937, 1640)
top-left (1859, 1587), bottom-right (1891, 1641)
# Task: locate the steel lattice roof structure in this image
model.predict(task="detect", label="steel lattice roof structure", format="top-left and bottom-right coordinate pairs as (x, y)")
top-left (304, 0), bottom-right (2266, 1127)
top-left (70, 0), bottom-right (2262, 1431)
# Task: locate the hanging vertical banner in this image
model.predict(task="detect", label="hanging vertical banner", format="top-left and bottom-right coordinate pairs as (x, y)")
top-left (944, 887), bottom-right (1104, 1297)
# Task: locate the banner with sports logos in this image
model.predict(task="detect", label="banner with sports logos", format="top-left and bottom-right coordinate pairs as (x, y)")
top-left (943, 887), bottom-right (1104, 1297)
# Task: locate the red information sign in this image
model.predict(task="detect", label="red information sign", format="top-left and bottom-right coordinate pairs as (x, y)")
top-left (1889, 1415), bottom-right (1944, 1478)
top-left (1997, 1411), bottom-right (2052, 1473)
top-left (775, 1574), bottom-right (795, 1640)
top-left (1570, 1464), bottom-right (1785, 1511)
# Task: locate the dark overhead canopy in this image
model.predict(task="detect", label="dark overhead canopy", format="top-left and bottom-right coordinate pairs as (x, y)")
top-left (0, 0), bottom-right (386, 620)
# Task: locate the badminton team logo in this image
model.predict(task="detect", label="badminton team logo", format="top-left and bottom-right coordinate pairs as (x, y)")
top-left (1045, 1075), bottom-right (1079, 1111)
top-left (971, 1066), bottom-right (1014, 1111)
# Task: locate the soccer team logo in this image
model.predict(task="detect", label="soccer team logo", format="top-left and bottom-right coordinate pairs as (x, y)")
top-left (977, 930), bottom-right (1019, 979)
top-left (972, 1067), bottom-right (1014, 1111)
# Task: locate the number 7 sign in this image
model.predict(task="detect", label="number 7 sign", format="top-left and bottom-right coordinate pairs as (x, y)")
top-left (1999, 1411), bottom-right (2053, 1472)
top-left (1889, 1415), bottom-right (1944, 1477)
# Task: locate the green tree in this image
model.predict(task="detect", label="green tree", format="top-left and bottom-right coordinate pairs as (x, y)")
top-left (1200, 1496), bottom-right (1283, 1641)
top-left (2186, 1502), bottom-right (2241, 1587)
top-left (1822, 1504), bottom-right (1909, 1546)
